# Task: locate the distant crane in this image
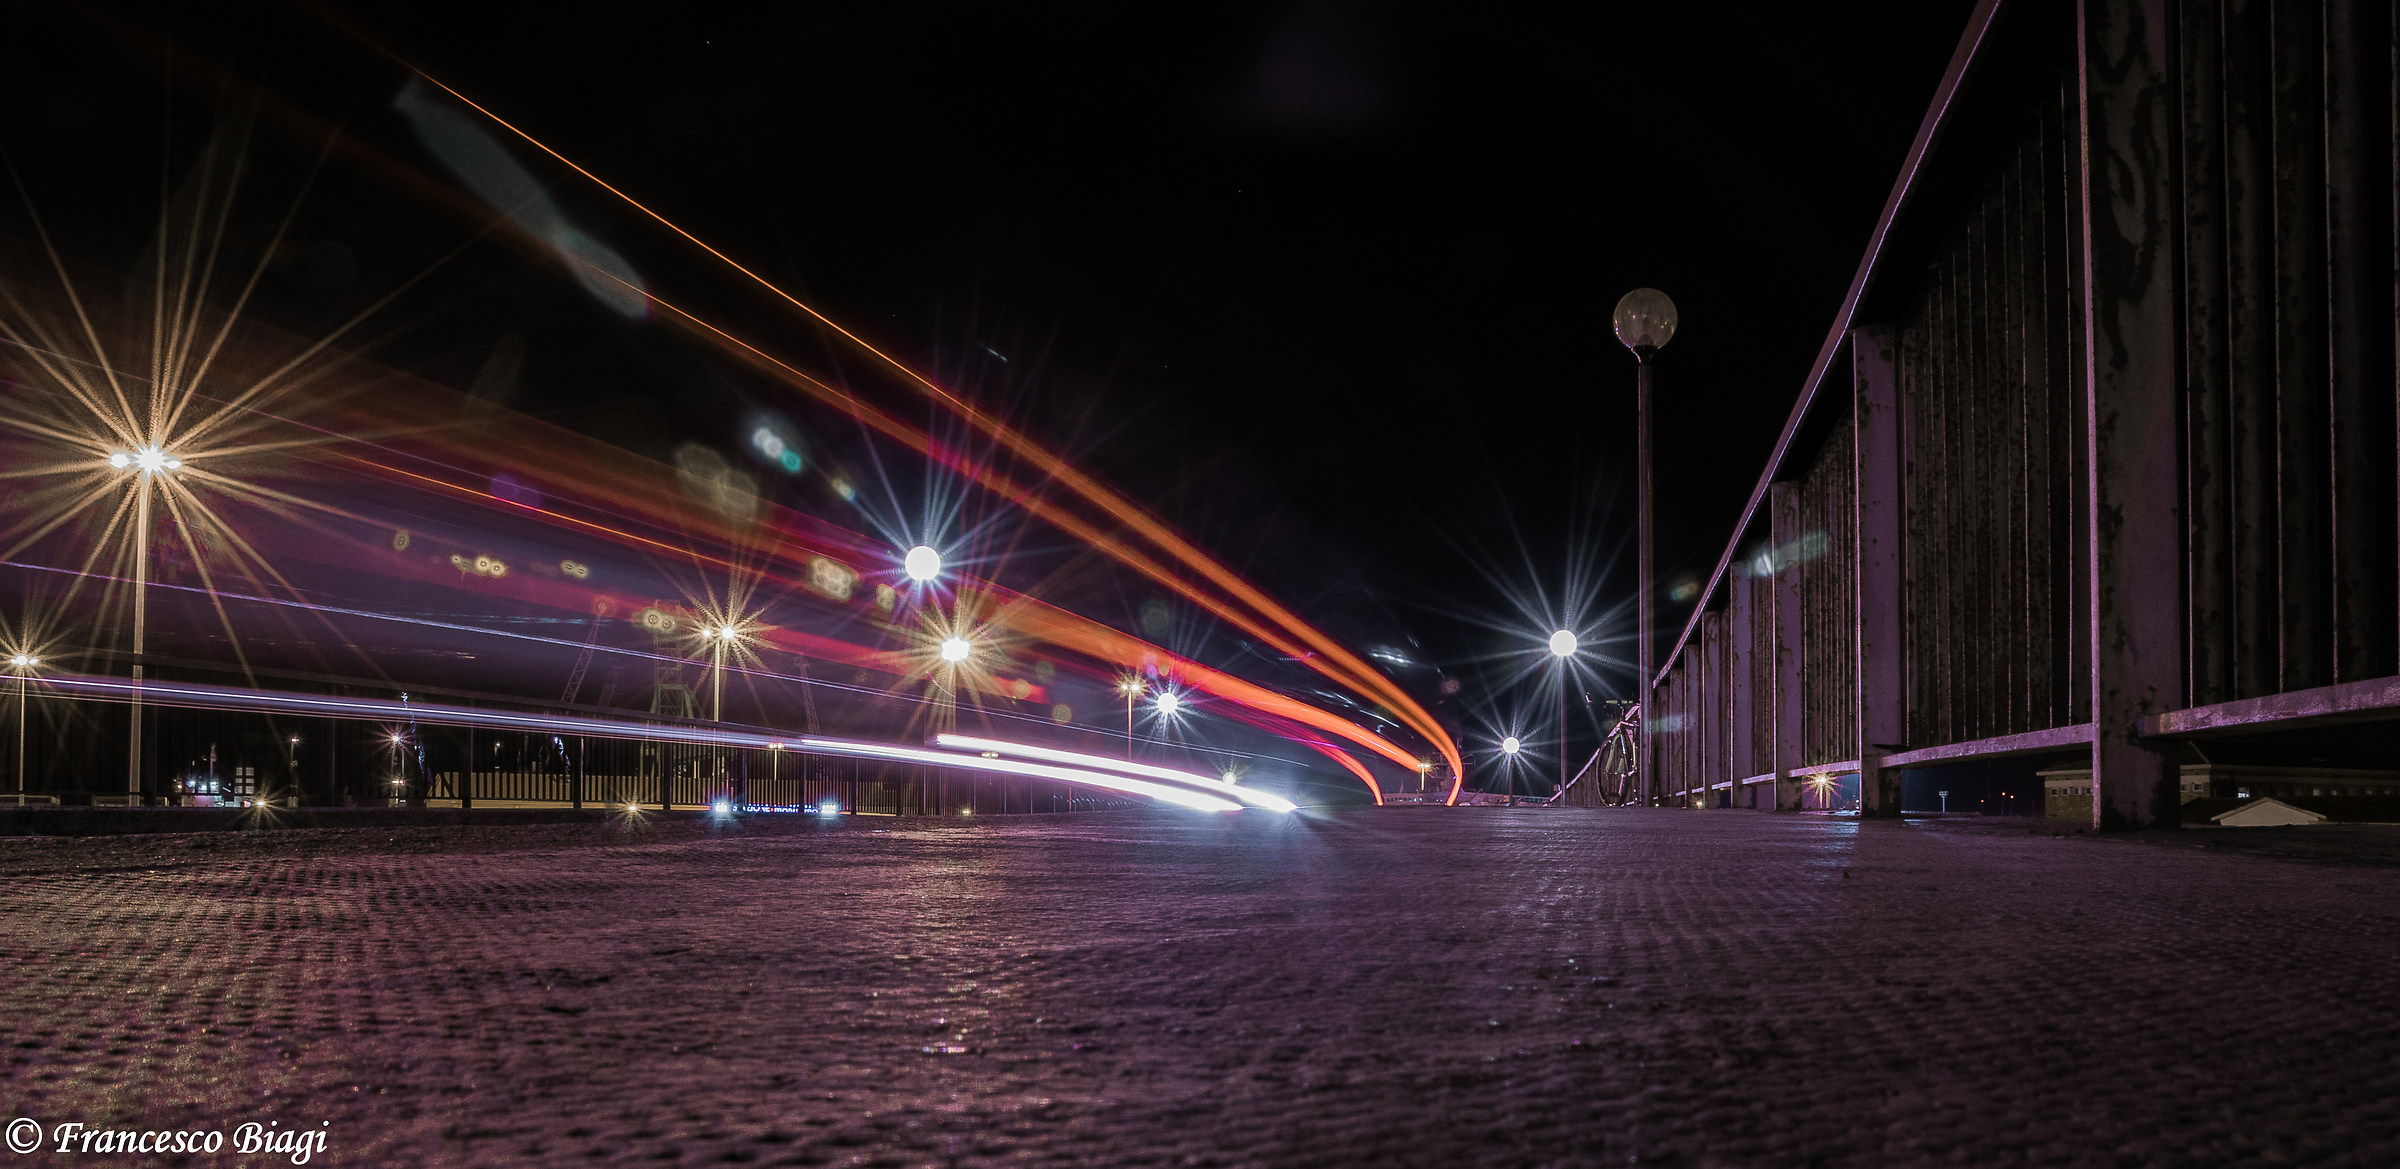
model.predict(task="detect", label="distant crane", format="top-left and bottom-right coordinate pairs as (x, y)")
top-left (559, 615), bottom-right (604, 705)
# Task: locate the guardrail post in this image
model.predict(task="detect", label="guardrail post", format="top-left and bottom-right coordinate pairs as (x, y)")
top-left (1853, 326), bottom-right (1907, 815)
top-left (1730, 565), bottom-right (1758, 804)
top-left (2079, 0), bottom-right (2185, 829)
top-left (1771, 481), bottom-right (1805, 810)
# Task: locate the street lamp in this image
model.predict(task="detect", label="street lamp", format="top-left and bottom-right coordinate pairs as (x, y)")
top-left (1500, 735), bottom-right (1521, 756)
top-left (8, 654), bottom-right (37, 796)
top-left (904, 545), bottom-right (942, 583)
top-left (110, 445), bottom-right (181, 804)
top-left (939, 636), bottom-right (972, 663)
top-left (1613, 288), bottom-right (1677, 805)
top-left (699, 623), bottom-right (744, 722)
top-left (1116, 675), bottom-right (1145, 761)
top-left (1154, 691), bottom-right (1182, 718)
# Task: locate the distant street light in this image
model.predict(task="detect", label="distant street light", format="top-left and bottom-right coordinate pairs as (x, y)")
top-left (939, 637), bottom-right (972, 663)
top-left (1501, 735), bottom-right (1521, 756)
top-left (904, 545), bottom-right (943, 582)
top-left (1613, 288), bottom-right (1677, 805)
top-left (701, 624), bottom-right (742, 722)
top-left (1116, 676), bottom-right (1145, 762)
top-left (110, 446), bottom-right (181, 803)
top-left (1154, 691), bottom-right (1182, 717)
top-left (9, 653), bottom-right (37, 796)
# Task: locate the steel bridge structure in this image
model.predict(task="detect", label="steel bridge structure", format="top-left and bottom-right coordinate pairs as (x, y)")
top-left (1637, 0), bottom-right (2400, 828)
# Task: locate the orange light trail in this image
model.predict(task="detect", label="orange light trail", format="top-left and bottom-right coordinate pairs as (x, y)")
top-left (410, 73), bottom-right (1464, 793)
top-left (269, 398), bottom-right (1402, 777)
top-left (633, 283), bottom-right (1453, 773)
top-left (998, 593), bottom-right (1426, 777)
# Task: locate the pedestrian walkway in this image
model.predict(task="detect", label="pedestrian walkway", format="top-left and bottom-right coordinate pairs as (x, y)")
top-left (1, 810), bottom-right (2393, 1165)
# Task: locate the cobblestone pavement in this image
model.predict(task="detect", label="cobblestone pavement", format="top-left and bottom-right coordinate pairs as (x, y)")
top-left (4, 809), bottom-right (2398, 1167)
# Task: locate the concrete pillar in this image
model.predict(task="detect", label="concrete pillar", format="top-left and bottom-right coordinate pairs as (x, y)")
top-left (2078, 0), bottom-right (2185, 829)
top-left (1853, 326), bottom-right (1907, 816)
top-left (1771, 481), bottom-right (1806, 810)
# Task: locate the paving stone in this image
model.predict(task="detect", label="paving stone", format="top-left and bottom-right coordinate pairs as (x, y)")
top-left (1, 809), bottom-right (2396, 1166)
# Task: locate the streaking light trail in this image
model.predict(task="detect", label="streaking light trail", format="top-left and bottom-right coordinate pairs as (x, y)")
top-left (402, 74), bottom-right (1465, 794)
top-left (804, 739), bottom-right (1240, 813)
top-left (36, 671), bottom-right (1242, 813)
top-left (934, 733), bottom-right (1298, 812)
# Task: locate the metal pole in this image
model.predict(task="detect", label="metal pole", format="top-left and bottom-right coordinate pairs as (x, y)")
top-left (1635, 350), bottom-right (1656, 805)
top-left (14, 672), bottom-right (24, 795)
top-left (129, 479), bottom-right (150, 803)
top-left (1557, 661), bottom-right (1569, 799)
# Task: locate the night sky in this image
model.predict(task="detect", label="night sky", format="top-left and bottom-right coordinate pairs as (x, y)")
top-left (5, 0), bottom-right (1976, 764)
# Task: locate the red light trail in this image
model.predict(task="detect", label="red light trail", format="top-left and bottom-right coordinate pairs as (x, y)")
top-left (406, 74), bottom-right (1465, 795)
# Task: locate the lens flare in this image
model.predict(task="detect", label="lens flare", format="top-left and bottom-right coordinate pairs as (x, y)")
top-left (402, 72), bottom-right (1464, 789)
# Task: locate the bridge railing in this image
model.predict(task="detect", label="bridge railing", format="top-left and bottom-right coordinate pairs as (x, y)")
top-left (1640, 0), bottom-right (2400, 826)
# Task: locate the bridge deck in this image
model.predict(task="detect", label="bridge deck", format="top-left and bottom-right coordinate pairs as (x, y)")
top-left (2, 809), bottom-right (2392, 1164)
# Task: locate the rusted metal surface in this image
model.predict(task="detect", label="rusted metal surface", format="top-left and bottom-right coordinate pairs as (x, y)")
top-left (1770, 482), bottom-right (1805, 809)
top-left (1798, 424), bottom-right (1858, 769)
top-left (1897, 95), bottom-right (2086, 750)
top-left (2141, 676), bottom-right (2400, 737)
top-left (2182, 0), bottom-right (2397, 702)
top-left (1879, 723), bottom-right (2094, 769)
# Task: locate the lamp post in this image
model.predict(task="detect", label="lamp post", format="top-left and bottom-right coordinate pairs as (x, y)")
top-left (1612, 289), bottom-right (1677, 804)
top-left (9, 654), bottom-right (36, 796)
top-left (1116, 676), bottom-right (1145, 762)
top-left (109, 445), bottom-right (181, 804)
top-left (1548, 629), bottom-right (1576, 799)
top-left (705, 624), bottom-right (741, 722)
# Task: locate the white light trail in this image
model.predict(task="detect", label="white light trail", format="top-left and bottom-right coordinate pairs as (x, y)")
top-left (795, 738), bottom-right (1239, 812)
top-left (934, 733), bottom-right (1297, 812)
top-left (36, 672), bottom-right (1241, 813)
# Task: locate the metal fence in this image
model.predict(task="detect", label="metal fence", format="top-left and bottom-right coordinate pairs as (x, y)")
top-left (1641, 0), bottom-right (2400, 826)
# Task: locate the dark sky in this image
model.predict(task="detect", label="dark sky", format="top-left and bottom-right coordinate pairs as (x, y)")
top-left (5, 1), bottom-right (1976, 760)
